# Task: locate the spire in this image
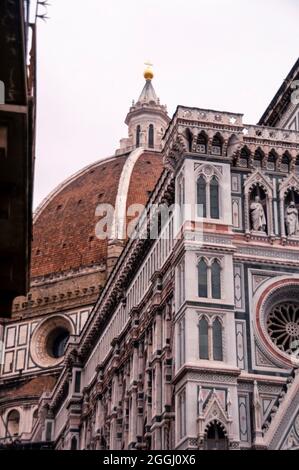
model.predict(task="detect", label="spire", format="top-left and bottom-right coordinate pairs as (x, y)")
top-left (137, 63), bottom-right (158, 104)
top-left (137, 79), bottom-right (158, 105)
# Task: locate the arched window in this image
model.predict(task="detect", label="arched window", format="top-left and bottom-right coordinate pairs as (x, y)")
top-left (136, 125), bottom-right (141, 147)
top-left (71, 436), bottom-right (78, 450)
top-left (198, 259), bottom-right (208, 297)
top-left (148, 124), bottom-right (154, 148)
top-left (281, 152), bottom-right (291, 172)
top-left (197, 176), bottom-right (207, 217)
top-left (211, 260), bottom-right (221, 299)
top-left (199, 317), bottom-right (209, 359)
top-left (197, 132), bottom-right (207, 154)
top-left (211, 134), bottom-right (222, 155)
top-left (205, 422), bottom-right (228, 450)
top-left (210, 176), bottom-right (219, 219)
top-left (186, 128), bottom-right (193, 152)
top-left (212, 319), bottom-right (223, 361)
top-left (7, 410), bottom-right (20, 437)
top-left (239, 146), bottom-right (250, 168)
top-left (197, 171), bottom-right (220, 220)
top-left (254, 148), bottom-right (264, 169)
top-left (267, 150), bottom-right (277, 171)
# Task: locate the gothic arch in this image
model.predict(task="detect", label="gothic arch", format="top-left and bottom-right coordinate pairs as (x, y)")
top-left (198, 389), bottom-right (233, 449)
top-left (279, 173), bottom-right (299, 199)
top-left (279, 174), bottom-right (299, 238)
top-left (281, 150), bottom-right (292, 172)
top-left (254, 147), bottom-right (266, 168)
top-left (195, 164), bottom-right (222, 220)
top-left (267, 148), bottom-right (279, 171)
top-left (244, 169), bottom-right (274, 237)
top-left (198, 312), bottom-right (211, 325)
top-left (197, 255), bottom-right (210, 266)
top-left (196, 130), bottom-right (208, 154)
top-left (235, 145), bottom-right (251, 168)
top-left (211, 132), bottom-right (224, 156)
top-left (244, 169), bottom-right (273, 196)
top-left (196, 254), bottom-right (223, 300)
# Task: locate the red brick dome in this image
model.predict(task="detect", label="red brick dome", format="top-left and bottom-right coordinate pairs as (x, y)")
top-left (31, 151), bottom-right (163, 279)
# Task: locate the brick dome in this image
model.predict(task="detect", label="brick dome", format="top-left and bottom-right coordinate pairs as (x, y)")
top-left (31, 151), bottom-right (164, 279)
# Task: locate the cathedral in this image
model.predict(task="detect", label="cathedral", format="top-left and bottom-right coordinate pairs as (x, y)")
top-left (1, 59), bottom-right (299, 451)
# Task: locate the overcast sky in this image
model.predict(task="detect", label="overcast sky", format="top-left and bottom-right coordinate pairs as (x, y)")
top-left (34, 0), bottom-right (299, 208)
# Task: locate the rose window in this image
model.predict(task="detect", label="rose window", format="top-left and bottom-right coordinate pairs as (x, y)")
top-left (266, 302), bottom-right (299, 354)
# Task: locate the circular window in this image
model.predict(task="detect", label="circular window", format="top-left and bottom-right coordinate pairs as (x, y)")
top-left (30, 316), bottom-right (73, 368)
top-left (267, 301), bottom-right (299, 355)
top-left (255, 280), bottom-right (299, 365)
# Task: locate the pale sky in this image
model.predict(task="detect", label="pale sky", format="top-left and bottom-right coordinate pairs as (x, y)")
top-left (34, 0), bottom-right (299, 208)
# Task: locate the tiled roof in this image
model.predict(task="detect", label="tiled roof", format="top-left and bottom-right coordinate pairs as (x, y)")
top-left (31, 151), bottom-right (163, 278)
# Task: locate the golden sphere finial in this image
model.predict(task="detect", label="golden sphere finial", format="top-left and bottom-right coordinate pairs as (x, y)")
top-left (144, 61), bottom-right (154, 80)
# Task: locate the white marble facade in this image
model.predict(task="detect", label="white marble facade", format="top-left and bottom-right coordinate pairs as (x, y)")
top-left (1, 65), bottom-right (299, 451)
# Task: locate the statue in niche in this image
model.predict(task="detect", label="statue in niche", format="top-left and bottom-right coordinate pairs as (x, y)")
top-left (285, 201), bottom-right (299, 236)
top-left (250, 195), bottom-right (266, 231)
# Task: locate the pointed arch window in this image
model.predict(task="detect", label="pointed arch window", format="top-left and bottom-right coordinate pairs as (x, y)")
top-left (199, 317), bottom-right (209, 359)
top-left (148, 124), bottom-right (154, 148)
top-left (211, 260), bottom-right (221, 299)
top-left (136, 125), bottom-right (141, 147)
top-left (239, 147), bottom-right (250, 168)
top-left (197, 176), bottom-right (207, 217)
top-left (198, 257), bottom-right (222, 300)
top-left (281, 152), bottom-right (291, 172)
top-left (212, 318), bottom-right (223, 361)
top-left (198, 259), bottom-right (208, 297)
top-left (210, 176), bottom-right (219, 219)
top-left (267, 150), bottom-right (277, 171)
top-left (198, 316), bottom-right (223, 361)
top-left (253, 149), bottom-right (263, 169)
top-left (196, 171), bottom-right (220, 220)
top-left (186, 128), bottom-right (193, 152)
top-left (197, 132), bottom-right (207, 154)
top-left (211, 134), bottom-right (223, 155)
